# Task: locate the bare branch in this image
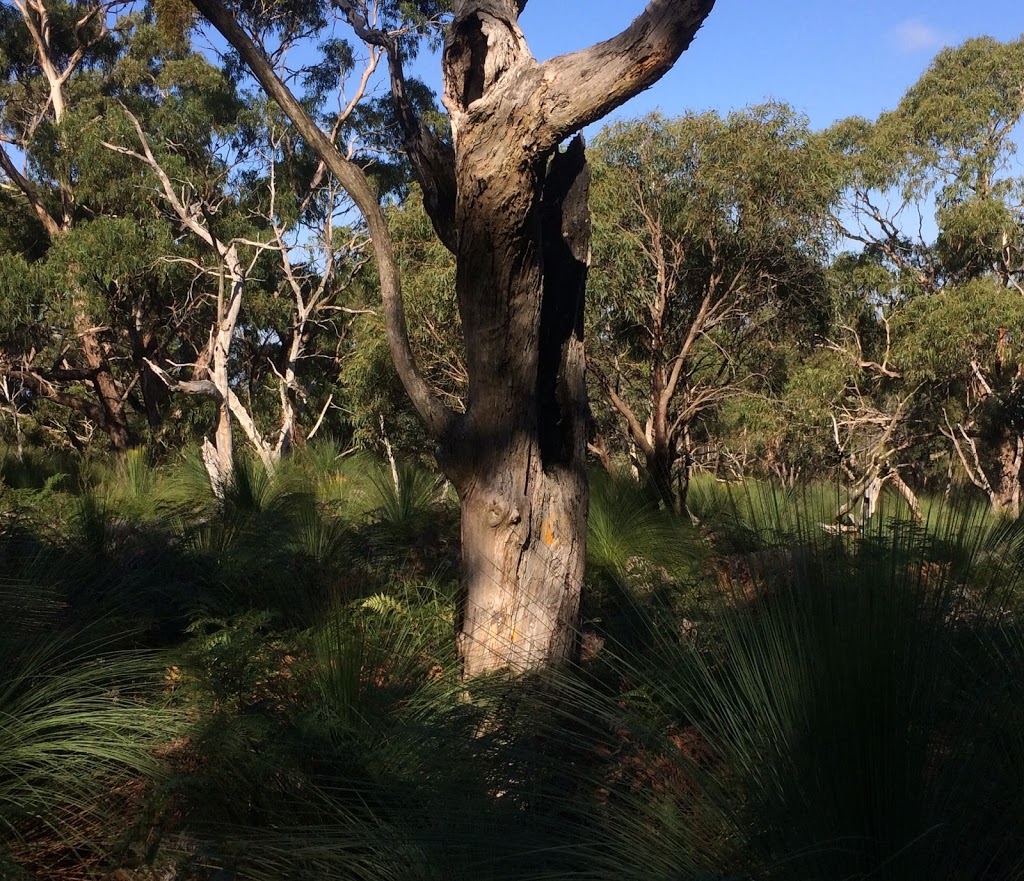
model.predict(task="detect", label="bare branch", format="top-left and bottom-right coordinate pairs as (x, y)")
top-left (144, 358), bottom-right (222, 399)
top-left (306, 393), bottom-right (334, 441)
top-left (0, 365), bottom-right (106, 423)
top-left (102, 107), bottom-right (217, 250)
top-left (538, 0), bottom-right (715, 143)
top-left (587, 356), bottom-right (655, 459)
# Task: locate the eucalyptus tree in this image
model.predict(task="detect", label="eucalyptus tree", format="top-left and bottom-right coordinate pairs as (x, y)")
top-left (104, 94), bottom-right (367, 488)
top-left (830, 35), bottom-right (1024, 515)
top-left (895, 279), bottom-right (1024, 516)
top-left (180, 0), bottom-right (717, 674)
top-left (0, 0), bottom-right (140, 448)
top-left (586, 105), bottom-right (838, 513)
top-left (0, 3), bottom-right (258, 452)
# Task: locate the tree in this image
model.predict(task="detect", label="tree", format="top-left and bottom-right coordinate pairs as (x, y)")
top-left (0, 0), bottom-right (139, 449)
top-left (182, 0), bottom-right (717, 674)
top-left (828, 35), bottom-right (1024, 516)
top-left (898, 280), bottom-right (1024, 517)
top-left (586, 106), bottom-right (837, 513)
top-left (104, 97), bottom-right (367, 489)
top-left (0, 3), bottom-right (245, 454)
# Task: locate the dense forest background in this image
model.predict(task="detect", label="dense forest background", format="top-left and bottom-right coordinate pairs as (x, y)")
top-left (1, 10), bottom-right (1022, 522)
top-left (3, 1), bottom-right (1024, 878)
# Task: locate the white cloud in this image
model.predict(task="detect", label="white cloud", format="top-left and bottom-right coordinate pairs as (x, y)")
top-left (890, 18), bottom-right (947, 54)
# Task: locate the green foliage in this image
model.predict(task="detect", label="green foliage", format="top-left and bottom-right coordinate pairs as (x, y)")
top-left (895, 278), bottom-right (1024, 383)
top-left (898, 36), bottom-right (1024, 192)
top-left (575, 489), bottom-right (1024, 880)
top-left (0, 509), bottom-right (177, 874)
top-left (0, 636), bottom-right (170, 847)
top-left (587, 104), bottom-right (840, 502)
top-left (342, 191), bottom-right (462, 453)
top-left (4, 445), bottom-right (1024, 879)
top-left (4, 19), bottom-right (1024, 880)
top-left (591, 102), bottom-right (839, 325)
top-left (587, 469), bottom-right (703, 587)
top-left (365, 459), bottom-right (443, 530)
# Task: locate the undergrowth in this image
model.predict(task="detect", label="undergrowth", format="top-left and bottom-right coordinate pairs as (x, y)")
top-left (2, 448), bottom-right (1022, 880)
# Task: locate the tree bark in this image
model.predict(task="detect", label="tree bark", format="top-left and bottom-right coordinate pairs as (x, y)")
top-left (991, 432), bottom-right (1023, 518)
top-left (449, 139), bottom-right (591, 676)
top-left (72, 288), bottom-right (132, 451)
top-left (645, 446), bottom-right (677, 513)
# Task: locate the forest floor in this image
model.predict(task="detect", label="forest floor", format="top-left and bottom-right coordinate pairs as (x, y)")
top-left (1, 446), bottom-right (1022, 881)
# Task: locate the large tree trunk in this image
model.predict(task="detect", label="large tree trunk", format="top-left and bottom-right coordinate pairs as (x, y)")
top-left (438, 3), bottom-right (712, 674)
top-left (188, 0), bottom-right (715, 674)
top-left (457, 448), bottom-right (587, 674)
top-left (448, 141), bottom-right (590, 675)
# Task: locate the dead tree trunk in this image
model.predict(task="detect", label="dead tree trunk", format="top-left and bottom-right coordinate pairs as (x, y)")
top-left (446, 140), bottom-right (591, 674)
top-left (189, 0), bottom-right (716, 675)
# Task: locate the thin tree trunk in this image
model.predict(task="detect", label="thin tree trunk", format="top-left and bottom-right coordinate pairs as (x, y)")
top-left (889, 470), bottom-right (923, 521)
top-left (209, 258), bottom-right (243, 486)
top-left (0, 377), bottom-right (26, 461)
top-left (72, 291), bottom-right (131, 451)
top-left (129, 309), bottom-right (169, 431)
top-left (991, 433), bottom-right (1023, 518)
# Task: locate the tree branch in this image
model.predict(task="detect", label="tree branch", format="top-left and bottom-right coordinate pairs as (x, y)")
top-left (334, 0), bottom-right (458, 249)
top-left (538, 0), bottom-right (715, 143)
top-left (189, 0), bottom-right (456, 441)
top-left (0, 143), bottom-right (61, 237)
top-left (587, 356), bottom-right (655, 459)
top-left (102, 107), bottom-right (217, 249)
top-left (0, 365), bottom-right (106, 424)
top-left (144, 358), bottom-right (222, 399)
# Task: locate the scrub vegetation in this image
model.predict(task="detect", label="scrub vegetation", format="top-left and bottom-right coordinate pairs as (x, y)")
top-left (2, 1), bottom-right (1024, 877)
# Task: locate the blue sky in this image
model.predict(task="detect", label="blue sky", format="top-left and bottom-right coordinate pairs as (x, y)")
top-left (462, 1), bottom-right (1023, 131)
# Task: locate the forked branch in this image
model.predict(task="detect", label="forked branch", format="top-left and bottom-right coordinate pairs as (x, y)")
top-left (539, 0), bottom-right (716, 145)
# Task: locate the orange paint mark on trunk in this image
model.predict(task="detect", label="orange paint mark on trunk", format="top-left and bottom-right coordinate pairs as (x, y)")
top-left (542, 516), bottom-right (560, 547)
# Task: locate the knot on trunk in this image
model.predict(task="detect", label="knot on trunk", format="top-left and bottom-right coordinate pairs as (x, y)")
top-left (486, 497), bottom-right (521, 528)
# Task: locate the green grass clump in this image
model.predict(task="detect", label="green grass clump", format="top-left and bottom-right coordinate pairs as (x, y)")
top-left (587, 501), bottom-right (1024, 880)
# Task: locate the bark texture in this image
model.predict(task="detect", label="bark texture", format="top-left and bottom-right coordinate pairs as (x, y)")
top-left (992, 432), bottom-right (1023, 518)
top-left (451, 139), bottom-right (591, 675)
